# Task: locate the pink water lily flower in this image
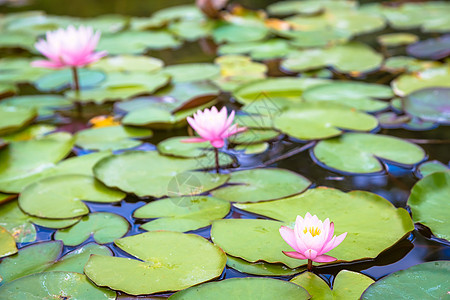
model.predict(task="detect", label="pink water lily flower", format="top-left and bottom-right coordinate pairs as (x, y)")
top-left (280, 212), bottom-right (347, 266)
top-left (32, 25), bottom-right (107, 69)
top-left (183, 106), bottom-right (246, 148)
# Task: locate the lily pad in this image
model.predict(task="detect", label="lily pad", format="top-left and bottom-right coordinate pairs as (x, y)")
top-left (170, 277), bottom-right (310, 299)
top-left (234, 188), bottom-right (414, 263)
top-left (403, 88), bottom-right (450, 124)
top-left (313, 133), bottom-right (426, 174)
top-left (408, 171), bottom-right (450, 240)
top-left (273, 102), bottom-right (378, 140)
top-left (227, 256), bottom-right (304, 276)
top-left (0, 271), bottom-right (116, 299)
top-left (229, 129), bottom-right (280, 144)
top-left (94, 151), bottom-right (232, 198)
top-left (218, 39), bottom-right (292, 60)
top-left (0, 106), bottom-right (36, 136)
top-left (391, 65), bottom-right (450, 96)
top-left (54, 212), bottom-right (129, 246)
top-left (45, 243), bottom-right (113, 273)
top-left (417, 160), bottom-right (449, 178)
top-left (157, 136), bottom-right (213, 158)
top-left (152, 4), bottom-right (203, 21)
top-left (268, 0), bottom-right (356, 15)
top-left (302, 81), bottom-right (393, 112)
top-left (19, 175), bottom-right (126, 219)
top-left (0, 58), bottom-right (52, 84)
top-left (134, 196), bottom-right (230, 232)
top-left (0, 95), bottom-right (72, 118)
top-left (382, 56), bottom-right (441, 73)
top-left (169, 20), bottom-right (214, 41)
top-left (0, 226), bottom-right (17, 258)
top-left (90, 55), bottom-right (164, 73)
top-left (0, 83), bottom-right (16, 98)
top-left (1, 124), bottom-right (56, 142)
top-left (213, 23), bottom-right (269, 44)
top-left (211, 168), bottom-right (311, 203)
top-left (377, 33), bottom-right (418, 47)
top-left (34, 69), bottom-right (106, 92)
top-left (234, 142), bottom-right (269, 154)
top-left (290, 270), bottom-right (374, 299)
top-left (282, 42), bottom-right (383, 75)
top-left (361, 261), bottom-right (450, 299)
top-left (0, 201), bottom-right (36, 243)
top-left (163, 63), bottom-right (220, 83)
top-left (84, 231), bottom-right (226, 295)
top-left (0, 132), bottom-right (74, 193)
top-left (407, 35), bottom-right (450, 60)
top-left (75, 125), bottom-right (153, 151)
top-left (0, 241), bottom-right (62, 284)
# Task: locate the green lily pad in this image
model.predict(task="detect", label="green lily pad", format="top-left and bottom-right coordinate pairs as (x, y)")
top-left (1, 124), bottom-right (57, 142)
top-left (403, 88), bottom-right (450, 124)
top-left (19, 175), bottom-right (126, 219)
top-left (417, 160), bottom-right (449, 178)
top-left (227, 255), bottom-right (304, 276)
top-left (302, 81), bottom-right (393, 112)
top-left (54, 212), bottom-right (129, 246)
top-left (228, 129), bottom-right (280, 144)
top-left (157, 136), bottom-right (213, 158)
top-left (211, 168), bottom-right (311, 203)
top-left (31, 216), bottom-right (81, 229)
top-left (290, 270), bottom-right (374, 299)
top-left (45, 243), bottom-right (113, 273)
top-left (0, 83), bottom-right (17, 98)
top-left (169, 20), bottom-right (214, 41)
top-left (156, 82), bottom-right (220, 107)
top-left (268, 0), bottom-right (356, 15)
top-left (283, 29), bottom-right (351, 49)
top-left (84, 231), bottom-right (227, 295)
top-left (170, 277), bottom-right (310, 300)
top-left (163, 63), bottom-right (220, 83)
top-left (134, 196), bottom-right (230, 232)
top-left (391, 65), bottom-right (450, 96)
top-left (361, 261), bottom-right (450, 299)
top-left (34, 69), bottom-right (106, 92)
top-left (98, 31), bottom-right (181, 55)
top-left (152, 4), bottom-right (203, 21)
top-left (0, 226), bottom-right (17, 258)
top-left (213, 23), bottom-right (269, 44)
top-left (0, 201), bottom-right (36, 243)
top-left (218, 39), bottom-right (292, 60)
top-left (0, 271), bottom-right (116, 299)
top-left (0, 31), bottom-right (35, 50)
top-left (234, 142), bottom-right (269, 154)
top-left (382, 56), bottom-right (441, 73)
top-left (0, 106), bottom-right (36, 136)
top-left (0, 132), bottom-right (74, 193)
top-left (94, 151), bottom-right (232, 198)
top-left (282, 42), bottom-right (383, 75)
top-left (90, 55), bottom-right (164, 73)
top-left (273, 102), bottom-right (378, 140)
top-left (313, 133), bottom-right (426, 174)
top-left (75, 125), bottom-right (153, 151)
top-left (0, 58), bottom-right (52, 84)
top-left (408, 171), bottom-right (450, 240)
top-left (0, 241), bottom-right (62, 284)
top-left (234, 188), bottom-right (414, 263)
top-left (377, 33), bottom-right (419, 47)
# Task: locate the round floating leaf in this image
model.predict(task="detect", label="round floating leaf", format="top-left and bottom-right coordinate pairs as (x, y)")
top-left (84, 231), bottom-right (226, 295)
top-left (0, 95), bottom-right (73, 117)
top-left (403, 88), bottom-right (450, 124)
top-left (94, 151), bottom-right (232, 197)
top-left (0, 201), bottom-right (36, 243)
top-left (19, 175), bottom-right (126, 219)
top-left (90, 55), bottom-right (164, 73)
top-left (0, 226), bottom-right (17, 258)
top-left (377, 33), bottom-right (418, 47)
top-left (313, 133), bottom-right (426, 174)
top-left (54, 212), bottom-right (129, 246)
top-left (391, 65), bottom-right (450, 96)
top-left (34, 69), bottom-right (105, 92)
top-left (227, 256), bottom-right (304, 276)
top-left (157, 136), bottom-right (213, 158)
top-left (0, 106), bottom-right (36, 136)
top-left (134, 196), bottom-right (230, 232)
top-left (211, 168), bottom-right (310, 203)
top-left (268, 0), bottom-right (356, 15)
top-left (45, 243), bottom-right (113, 273)
top-left (0, 83), bottom-right (17, 98)
top-left (382, 56), bottom-right (441, 73)
top-left (234, 142), bottom-right (269, 155)
top-left (31, 216), bottom-right (80, 229)
top-left (153, 4), bottom-right (203, 21)
top-left (282, 42), bottom-right (383, 75)
top-left (234, 188), bottom-right (414, 263)
top-left (1, 124), bottom-right (57, 142)
top-left (274, 102), bottom-right (378, 140)
top-left (407, 35), bottom-right (450, 60)
top-left (0, 31), bottom-right (35, 50)
top-left (0, 271), bottom-right (116, 299)
top-left (218, 39), bottom-right (292, 60)
top-left (0, 57), bottom-right (52, 84)
top-left (283, 29), bottom-right (351, 49)
top-left (0, 241), bottom-right (62, 284)
top-left (169, 20), bottom-right (213, 41)
top-left (302, 81), bottom-right (393, 112)
top-left (157, 82), bottom-right (220, 108)
top-left (163, 63), bottom-right (220, 83)
top-left (75, 125), bottom-right (153, 151)
top-left (408, 171), bottom-right (450, 240)
top-left (229, 129), bottom-right (280, 144)
top-left (170, 277), bottom-right (310, 300)
top-left (417, 160), bottom-right (449, 178)
top-left (362, 261), bottom-right (450, 299)
top-left (213, 24), bottom-right (269, 43)
top-left (290, 270), bottom-right (374, 299)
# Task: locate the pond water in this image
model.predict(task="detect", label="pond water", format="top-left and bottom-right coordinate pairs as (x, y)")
top-left (0, 0), bottom-right (449, 298)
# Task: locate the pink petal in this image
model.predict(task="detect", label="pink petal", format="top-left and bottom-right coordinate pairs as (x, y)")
top-left (211, 139), bottom-right (224, 148)
top-left (305, 249), bottom-right (318, 260)
top-left (282, 251), bottom-right (307, 260)
top-left (279, 226), bottom-right (300, 253)
top-left (180, 137), bottom-right (208, 143)
top-left (321, 232), bottom-right (347, 254)
top-left (31, 60), bottom-right (64, 69)
top-left (312, 254), bottom-right (337, 263)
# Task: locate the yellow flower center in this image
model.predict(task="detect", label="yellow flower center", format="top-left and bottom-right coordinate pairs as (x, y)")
top-left (304, 226), bottom-right (321, 237)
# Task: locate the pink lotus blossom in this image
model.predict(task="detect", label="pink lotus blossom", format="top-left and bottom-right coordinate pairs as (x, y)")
top-left (279, 212), bottom-right (347, 263)
top-left (32, 25), bottom-right (107, 69)
top-left (182, 106), bottom-right (246, 148)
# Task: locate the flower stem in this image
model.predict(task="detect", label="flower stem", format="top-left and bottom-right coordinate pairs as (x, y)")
top-left (214, 147), bottom-right (220, 174)
top-left (71, 67), bottom-right (82, 117)
top-left (307, 259), bottom-right (313, 272)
